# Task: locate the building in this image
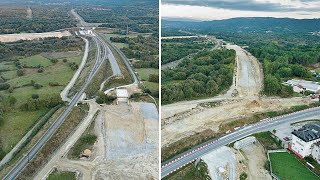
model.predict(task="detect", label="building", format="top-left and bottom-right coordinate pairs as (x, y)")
top-left (116, 88), bottom-right (129, 104)
top-left (289, 122), bottom-right (320, 158)
top-left (311, 142), bottom-right (320, 164)
top-left (284, 79), bottom-right (320, 93)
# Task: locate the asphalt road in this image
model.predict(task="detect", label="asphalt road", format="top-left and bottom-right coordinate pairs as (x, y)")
top-left (161, 106), bottom-right (320, 178)
top-left (3, 31), bottom-right (108, 180)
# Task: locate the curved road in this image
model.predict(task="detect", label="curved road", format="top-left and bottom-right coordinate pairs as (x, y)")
top-left (161, 106), bottom-right (320, 178)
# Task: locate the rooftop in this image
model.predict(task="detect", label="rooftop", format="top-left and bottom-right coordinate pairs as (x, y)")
top-left (284, 79), bottom-right (320, 92)
top-left (292, 122), bottom-right (320, 142)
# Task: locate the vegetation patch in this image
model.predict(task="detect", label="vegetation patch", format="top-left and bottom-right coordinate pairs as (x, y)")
top-left (47, 169), bottom-right (76, 180)
top-left (162, 37), bottom-right (214, 64)
top-left (269, 152), bottom-right (319, 180)
top-left (68, 112), bottom-right (99, 159)
top-left (17, 104), bottom-right (88, 179)
top-left (163, 160), bottom-right (210, 180)
top-left (19, 55), bottom-right (52, 67)
top-left (254, 131), bottom-right (282, 150)
top-left (162, 49), bottom-right (236, 104)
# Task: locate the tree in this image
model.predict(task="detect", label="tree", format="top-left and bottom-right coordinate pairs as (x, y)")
top-left (148, 74), bottom-right (159, 83)
top-left (173, 72), bottom-right (186, 80)
top-left (264, 75), bottom-right (281, 95)
top-left (31, 94), bottom-right (39, 99)
top-left (206, 80), bottom-right (219, 95)
top-left (0, 83), bottom-right (10, 91)
top-left (17, 69), bottom-right (24, 76)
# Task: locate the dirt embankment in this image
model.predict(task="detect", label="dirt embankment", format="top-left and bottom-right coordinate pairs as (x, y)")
top-left (0, 31), bottom-right (71, 43)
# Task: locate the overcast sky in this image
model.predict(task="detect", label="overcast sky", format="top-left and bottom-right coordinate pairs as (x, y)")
top-left (162, 0), bottom-right (320, 20)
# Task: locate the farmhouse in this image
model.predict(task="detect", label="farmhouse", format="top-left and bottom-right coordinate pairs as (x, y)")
top-left (289, 122), bottom-right (320, 158)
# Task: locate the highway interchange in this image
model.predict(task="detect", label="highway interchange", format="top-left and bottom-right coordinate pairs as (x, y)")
top-left (161, 106), bottom-right (320, 178)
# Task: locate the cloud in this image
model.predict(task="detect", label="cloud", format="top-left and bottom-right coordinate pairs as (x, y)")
top-left (162, 0), bottom-right (320, 20)
top-left (162, 0), bottom-right (290, 11)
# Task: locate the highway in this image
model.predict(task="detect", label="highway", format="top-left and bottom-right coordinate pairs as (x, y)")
top-left (3, 31), bottom-right (109, 180)
top-left (161, 106), bottom-right (320, 178)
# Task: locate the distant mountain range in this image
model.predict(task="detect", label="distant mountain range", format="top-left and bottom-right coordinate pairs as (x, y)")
top-left (162, 17), bottom-right (320, 33)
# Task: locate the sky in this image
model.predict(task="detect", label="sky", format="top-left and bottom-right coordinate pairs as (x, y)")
top-left (162, 0), bottom-right (320, 20)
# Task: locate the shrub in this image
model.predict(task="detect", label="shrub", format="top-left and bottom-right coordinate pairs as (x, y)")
top-left (17, 69), bottom-right (24, 76)
top-left (0, 83), bottom-right (10, 90)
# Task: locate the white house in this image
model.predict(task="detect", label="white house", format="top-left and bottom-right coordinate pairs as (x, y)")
top-left (289, 122), bottom-right (320, 158)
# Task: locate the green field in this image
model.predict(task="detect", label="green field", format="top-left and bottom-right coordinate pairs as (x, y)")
top-left (47, 170), bottom-right (76, 180)
top-left (269, 152), bottom-right (319, 180)
top-left (136, 68), bottom-right (159, 94)
top-left (20, 55), bottom-right (52, 67)
top-left (144, 81), bottom-right (158, 92)
top-left (0, 53), bottom-right (82, 155)
top-left (0, 62), bottom-right (16, 71)
top-left (1, 70), bottom-right (17, 79)
top-left (0, 109), bottom-right (48, 152)
top-left (136, 68), bottom-right (159, 81)
top-left (113, 42), bottom-right (129, 49)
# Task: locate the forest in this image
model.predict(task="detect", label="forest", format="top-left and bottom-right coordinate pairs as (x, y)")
top-left (162, 49), bottom-right (235, 104)
top-left (162, 37), bottom-right (214, 64)
top-left (76, 0), bottom-right (158, 34)
top-left (163, 18), bottom-right (320, 97)
top-left (0, 37), bottom-right (83, 61)
top-left (110, 35), bottom-right (159, 68)
top-left (0, 6), bottom-right (76, 34)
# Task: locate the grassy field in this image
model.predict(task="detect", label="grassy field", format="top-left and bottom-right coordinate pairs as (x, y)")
top-left (269, 152), bottom-right (319, 180)
top-left (144, 81), bottom-right (158, 92)
top-left (113, 42), bottom-right (129, 49)
top-left (0, 52), bottom-right (82, 155)
top-left (20, 55), bottom-right (52, 67)
top-left (47, 170), bottom-right (76, 180)
top-left (1, 70), bottom-right (16, 79)
top-left (136, 68), bottom-right (158, 81)
top-left (136, 68), bottom-right (159, 94)
top-left (0, 109), bottom-right (48, 152)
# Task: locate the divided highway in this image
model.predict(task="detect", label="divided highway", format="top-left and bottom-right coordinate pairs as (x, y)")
top-left (161, 106), bottom-right (320, 178)
top-left (3, 31), bottom-right (109, 180)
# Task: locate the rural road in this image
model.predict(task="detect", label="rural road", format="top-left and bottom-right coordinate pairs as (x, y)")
top-left (161, 106), bottom-right (320, 178)
top-left (60, 37), bottom-right (89, 102)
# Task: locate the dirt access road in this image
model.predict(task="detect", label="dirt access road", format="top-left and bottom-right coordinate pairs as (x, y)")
top-left (0, 31), bottom-right (71, 43)
top-left (161, 39), bottom-right (313, 148)
top-left (35, 102), bottom-right (159, 179)
top-left (162, 42), bottom-right (263, 119)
